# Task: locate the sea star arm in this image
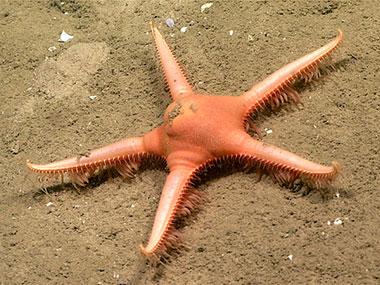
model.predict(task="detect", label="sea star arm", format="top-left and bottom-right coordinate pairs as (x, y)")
top-left (231, 133), bottom-right (339, 188)
top-left (150, 23), bottom-right (195, 101)
top-left (139, 164), bottom-right (205, 261)
top-left (27, 136), bottom-right (163, 187)
top-left (241, 30), bottom-right (342, 123)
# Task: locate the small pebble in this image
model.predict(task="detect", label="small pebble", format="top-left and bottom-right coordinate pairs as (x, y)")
top-left (201, 3), bottom-right (213, 12)
top-left (180, 26), bottom-right (188, 33)
top-left (334, 218), bottom-right (343, 225)
top-left (165, 18), bottom-right (175, 28)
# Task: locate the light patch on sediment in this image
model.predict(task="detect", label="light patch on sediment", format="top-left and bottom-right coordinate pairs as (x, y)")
top-left (35, 42), bottom-right (110, 100)
top-left (16, 42), bottom-right (109, 120)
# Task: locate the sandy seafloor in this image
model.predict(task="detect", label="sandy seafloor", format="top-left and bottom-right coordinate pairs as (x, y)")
top-left (1, 0), bottom-right (379, 284)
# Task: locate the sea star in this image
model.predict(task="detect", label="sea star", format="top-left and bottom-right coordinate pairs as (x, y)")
top-left (27, 24), bottom-right (342, 262)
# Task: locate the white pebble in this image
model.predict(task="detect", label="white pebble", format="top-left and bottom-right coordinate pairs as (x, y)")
top-left (266, 129), bottom-right (273, 134)
top-left (180, 26), bottom-right (188, 33)
top-left (229, 30), bottom-right (233, 36)
top-left (288, 254), bottom-right (293, 261)
top-left (46, 202), bottom-right (53, 207)
top-left (165, 18), bottom-right (174, 27)
top-left (334, 218), bottom-right (343, 225)
top-left (201, 2), bottom-right (213, 12)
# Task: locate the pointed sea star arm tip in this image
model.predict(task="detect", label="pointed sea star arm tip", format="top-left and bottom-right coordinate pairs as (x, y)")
top-left (332, 161), bottom-right (340, 173)
top-left (241, 30), bottom-right (342, 123)
top-left (337, 29), bottom-right (343, 39)
top-left (235, 136), bottom-right (340, 188)
top-left (26, 160), bottom-right (43, 172)
top-left (26, 136), bottom-right (165, 188)
top-left (150, 23), bottom-right (195, 101)
top-left (141, 165), bottom-right (205, 261)
top-left (139, 243), bottom-right (148, 256)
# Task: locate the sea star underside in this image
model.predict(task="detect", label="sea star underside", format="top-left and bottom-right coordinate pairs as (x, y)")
top-left (27, 24), bottom-right (342, 263)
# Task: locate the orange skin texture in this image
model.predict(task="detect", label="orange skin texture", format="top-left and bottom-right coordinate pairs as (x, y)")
top-left (27, 24), bottom-right (342, 262)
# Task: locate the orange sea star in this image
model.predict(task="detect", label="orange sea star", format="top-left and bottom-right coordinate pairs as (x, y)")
top-left (27, 24), bottom-right (342, 262)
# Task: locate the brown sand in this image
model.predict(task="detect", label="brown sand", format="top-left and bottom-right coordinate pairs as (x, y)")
top-left (1, 1), bottom-right (379, 284)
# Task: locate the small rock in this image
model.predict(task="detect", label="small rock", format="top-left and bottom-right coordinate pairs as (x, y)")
top-left (201, 3), bottom-right (213, 12)
top-left (10, 142), bottom-right (20, 154)
top-left (334, 218), bottom-right (343, 225)
top-left (165, 18), bottom-right (174, 28)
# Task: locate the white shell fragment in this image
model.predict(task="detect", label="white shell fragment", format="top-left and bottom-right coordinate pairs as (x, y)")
top-left (165, 18), bottom-right (174, 27)
top-left (180, 26), bottom-right (188, 33)
top-left (201, 3), bottom-right (213, 12)
top-left (334, 218), bottom-right (343, 225)
top-left (58, 30), bottom-right (74, 42)
top-left (288, 254), bottom-right (293, 261)
top-left (89, 95), bottom-right (97, 100)
top-left (48, 46), bottom-right (57, 52)
top-left (46, 202), bottom-right (54, 207)
top-left (229, 30), bottom-right (234, 36)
